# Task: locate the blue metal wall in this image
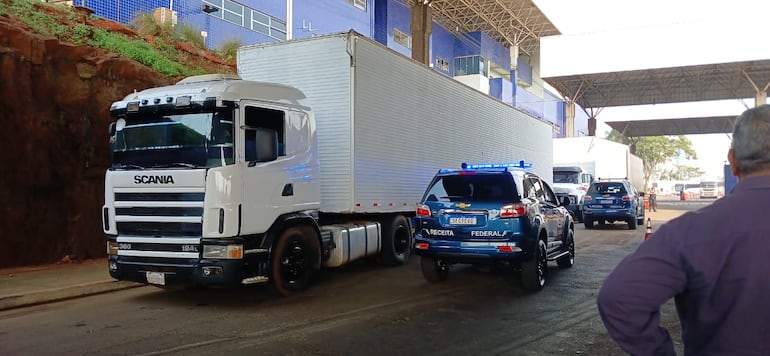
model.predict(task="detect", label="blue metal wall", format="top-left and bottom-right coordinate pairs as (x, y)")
top-left (76, 0), bottom-right (577, 136)
top-left (429, 23), bottom-right (455, 77)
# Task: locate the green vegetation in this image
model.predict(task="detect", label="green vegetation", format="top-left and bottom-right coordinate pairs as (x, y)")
top-left (89, 27), bottom-right (197, 77)
top-left (0, 0), bottom-right (231, 77)
top-left (658, 164), bottom-right (705, 181)
top-left (607, 130), bottom-right (698, 191)
top-left (132, 11), bottom-right (175, 38)
top-left (175, 22), bottom-right (206, 49)
top-left (217, 38), bottom-right (242, 62)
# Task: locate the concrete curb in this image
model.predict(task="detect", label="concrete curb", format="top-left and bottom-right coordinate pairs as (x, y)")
top-left (0, 280), bottom-right (144, 311)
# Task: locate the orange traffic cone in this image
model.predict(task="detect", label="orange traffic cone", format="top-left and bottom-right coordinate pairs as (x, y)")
top-left (644, 218), bottom-right (653, 240)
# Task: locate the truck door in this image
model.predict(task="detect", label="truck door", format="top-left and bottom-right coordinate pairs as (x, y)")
top-left (239, 103), bottom-right (294, 235)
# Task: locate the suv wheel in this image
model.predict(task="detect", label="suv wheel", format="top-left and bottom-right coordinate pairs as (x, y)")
top-left (521, 239), bottom-right (547, 291)
top-left (628, 217), bottom-right (637, 230)
top-left (420, 256), bottom-right (448, 283)
top-left (557, 229), bottom-right (575, 269)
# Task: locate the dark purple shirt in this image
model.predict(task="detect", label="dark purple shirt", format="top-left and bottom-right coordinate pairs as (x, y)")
top-left (597, 175), bottom-right (770, 356)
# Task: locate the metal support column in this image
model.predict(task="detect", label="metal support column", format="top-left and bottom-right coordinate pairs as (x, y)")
top-left (756, 91), bottom-right (767, 106)
top-left (588, 117), bottom-right (597, 137)
top-left (410, 1), bottom-right (432, 65)
top-left (565, 100), bottom-right (575, 137)
top-left (742, 69), bottom-right (770, 106)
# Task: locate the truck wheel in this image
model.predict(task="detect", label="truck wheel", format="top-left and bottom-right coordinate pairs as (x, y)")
top-left (557, 229), bottom-right (575, 269)
top-left (270, 226), bottom-right (320, 297)
top-left (521, 239), bottom-right (547, 292)
top-left (378, 215), bottom-right (412, 267)
top-left (420, 256), bottom-right (448, 283)
top-left (584, 218), bottom-right (594, 229)
top-left (628, 217), bottom-right (637, 230)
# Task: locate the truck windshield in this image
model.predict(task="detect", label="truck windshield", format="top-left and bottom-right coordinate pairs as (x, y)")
top-left (553, 171), bottom-right (579, 184)
top-left (111, 109), bottom-right (234, 169)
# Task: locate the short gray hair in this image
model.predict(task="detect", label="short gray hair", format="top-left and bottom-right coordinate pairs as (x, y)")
top-left (732, 104), bottom-right (770, 175)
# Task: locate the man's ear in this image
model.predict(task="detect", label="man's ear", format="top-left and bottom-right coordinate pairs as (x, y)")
top-left (727, 148), bottom-right (741, 179)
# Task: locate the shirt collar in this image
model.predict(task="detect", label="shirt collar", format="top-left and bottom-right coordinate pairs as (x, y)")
top-left (733, 174), bottom-right (770, 192)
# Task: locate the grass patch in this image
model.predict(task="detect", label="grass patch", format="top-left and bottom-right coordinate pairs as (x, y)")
top-left (3, 0), bottom-right (233, 77)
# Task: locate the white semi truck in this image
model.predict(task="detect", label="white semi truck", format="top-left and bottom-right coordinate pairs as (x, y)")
top-left (552, 137), bottom-right (645, 221)
top-left (103, 31), bottom-right (553, 295)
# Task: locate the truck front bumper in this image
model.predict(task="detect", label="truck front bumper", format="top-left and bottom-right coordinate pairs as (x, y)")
top-left (108, 255), bottom-right (248, 287)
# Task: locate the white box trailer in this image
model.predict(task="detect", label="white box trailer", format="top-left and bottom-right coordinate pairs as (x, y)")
top-left (553, 136), bottom-right (645, 192)
top-left (237, 31), bottom-right (555, 212)
top-left (103, 31), bottom-right (553, 296)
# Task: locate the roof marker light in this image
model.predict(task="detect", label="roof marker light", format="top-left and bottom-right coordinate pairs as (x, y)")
top-left (461, 161), bottom-right (533, 170)
top-left (126, 101), bottom-right (140, 112)
top-left (176, 96), bottom-right (192, 107)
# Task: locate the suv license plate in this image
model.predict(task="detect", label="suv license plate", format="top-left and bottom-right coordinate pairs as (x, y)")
top-left (600, 200), bottom-right (613, 204)
top-left (146, 272), bottom-right (165, 285)
top-left (449, 216), bottom-right (477, 225)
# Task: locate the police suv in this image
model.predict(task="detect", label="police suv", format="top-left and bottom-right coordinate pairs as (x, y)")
top-left (413, 162), bottom-right (575, 291)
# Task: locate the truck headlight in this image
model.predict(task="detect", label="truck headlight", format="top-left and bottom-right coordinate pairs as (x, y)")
top-left (202, 245), bottom-right (243, 259)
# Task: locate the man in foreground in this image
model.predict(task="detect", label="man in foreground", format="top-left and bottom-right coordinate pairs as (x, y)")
top-left (597, 105), bottom-right (770, 355)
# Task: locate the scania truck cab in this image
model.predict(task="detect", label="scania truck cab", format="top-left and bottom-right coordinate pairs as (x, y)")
top-left (103, 74), bottom-right (411, 296)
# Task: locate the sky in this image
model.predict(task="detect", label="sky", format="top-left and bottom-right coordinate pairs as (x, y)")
top-left (532, 0), bottom-right (770, 179)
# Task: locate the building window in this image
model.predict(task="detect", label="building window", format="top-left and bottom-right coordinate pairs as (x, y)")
top-left (222, 1), bottom-right (244, 26)
top-left (203, 0), bottom-right (286, 41)
top-left (348, 0), bottom-right (366, 11)
top-left (454, 56), bottom-right (488, 77)
top-left (393, 28), bottom-right (411, 49)
top-left (203, 0), bottom-right (243, 26)
top-left (251, 9), bottom-right (286, 40)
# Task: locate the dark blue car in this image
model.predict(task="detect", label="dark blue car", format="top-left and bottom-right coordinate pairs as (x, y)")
top-left (413, 162), bottom-right (575, 292)
top-left (582, 179), bottom-right (645, 229)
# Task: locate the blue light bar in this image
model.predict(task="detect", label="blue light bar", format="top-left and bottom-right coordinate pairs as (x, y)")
top-left (461, 161), bottom-right (533, 170)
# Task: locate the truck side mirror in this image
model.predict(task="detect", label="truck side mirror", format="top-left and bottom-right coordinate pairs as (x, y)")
top-left (559, 196), bottom-right (571, 206)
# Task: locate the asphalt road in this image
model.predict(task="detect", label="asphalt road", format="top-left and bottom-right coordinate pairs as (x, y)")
top-left (0, 204), bottom-right (710, 356)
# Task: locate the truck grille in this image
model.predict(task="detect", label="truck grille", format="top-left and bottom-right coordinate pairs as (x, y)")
top-left (114, 192), bottom-right (204, 237)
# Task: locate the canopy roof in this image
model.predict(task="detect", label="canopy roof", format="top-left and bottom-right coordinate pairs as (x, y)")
top-left (406, 0), bottom-right (560, 56)
top-left (542, 60), bottom-right (770, 109)
top-left (605, 116), bottom-right (738, 137)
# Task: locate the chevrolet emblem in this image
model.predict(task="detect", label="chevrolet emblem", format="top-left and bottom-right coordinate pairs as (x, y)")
top-left (456, 202), bottom-right (471, 208)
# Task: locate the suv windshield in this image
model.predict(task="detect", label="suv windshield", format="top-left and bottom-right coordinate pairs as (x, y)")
top-left (588, 182), bottom-right (627, 194)
top-left (111, 109), bottom-right (234, 169)
top-left (423, 174), bottom-right (517, 202)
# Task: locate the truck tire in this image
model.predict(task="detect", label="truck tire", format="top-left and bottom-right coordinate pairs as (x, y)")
top-left (378, 215), bottom-right (412, 267)
top-left (557, 229), bottom-right (575, 269)
top-left (420, 256), bottom-right (448, 282)
top-left (521, 239), bottom-right (547, 292)
top-left (270, 225), bottom-right (321, 297)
